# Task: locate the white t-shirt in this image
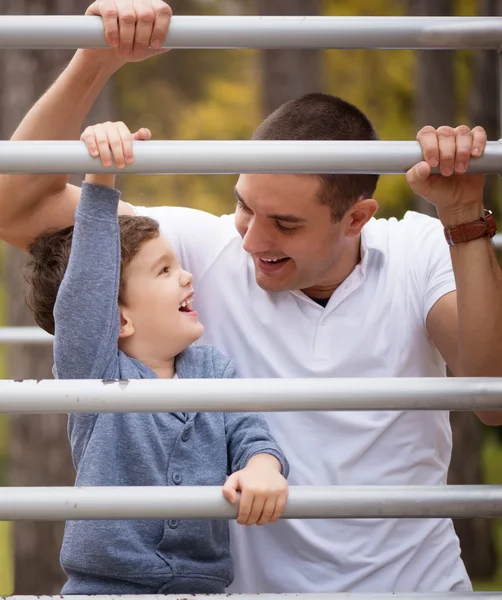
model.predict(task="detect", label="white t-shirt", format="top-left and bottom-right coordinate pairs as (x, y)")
top-left (135, 204), bottom-right (469, 593)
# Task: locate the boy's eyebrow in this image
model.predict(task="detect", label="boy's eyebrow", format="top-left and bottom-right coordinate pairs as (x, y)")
top-left (151, 253), bottom-right (172, 272)
top-left (233, 187), bottom-right (306, 224)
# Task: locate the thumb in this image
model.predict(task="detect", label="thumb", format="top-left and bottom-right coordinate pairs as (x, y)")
top-left (405, 161), bottom-right (431, 192)
top-left (133, 128), bottom-right (152, 141)
top-left (85, 2), bottom-right (99, 16)
top-left (222, 473), bottom-right (240, 504)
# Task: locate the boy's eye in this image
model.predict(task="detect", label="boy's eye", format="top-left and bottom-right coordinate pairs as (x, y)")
top-left (160, 266), bottom-right (170, 275)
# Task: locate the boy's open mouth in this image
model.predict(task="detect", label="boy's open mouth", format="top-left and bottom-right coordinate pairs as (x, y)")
top-left (179, 295), bottom-right (194, 313)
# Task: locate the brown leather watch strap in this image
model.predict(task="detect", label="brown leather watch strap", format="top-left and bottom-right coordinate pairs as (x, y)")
top-left (444, 209), bottom-right (497, 246)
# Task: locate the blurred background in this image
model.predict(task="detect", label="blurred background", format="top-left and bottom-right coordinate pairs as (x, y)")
top-left (0, 0), bottom-right (501, 594)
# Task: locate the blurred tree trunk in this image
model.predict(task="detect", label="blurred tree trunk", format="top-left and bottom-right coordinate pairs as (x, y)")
top-left (0, 0), bottom-right (116, 593)
top-left (255, 0), bottom-right (323, 117)
top-left (454, 0), bottom-right (502, 576)
top-left (408, 0), bottom-right (497, 580)
top-left (410, 0), bottom-right (456, 216)
top-left (468, 0), bottom-right (502, 217)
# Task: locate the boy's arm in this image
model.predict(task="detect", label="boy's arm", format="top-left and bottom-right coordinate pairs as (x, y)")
top-left (221, 360), bottom-right (289, 477)
top-left (53, 181), bottom-right (122, 379)
top-left (214, 355), bottom-right (289, 526)
top-left (0, 1), bottom-right (172, 251)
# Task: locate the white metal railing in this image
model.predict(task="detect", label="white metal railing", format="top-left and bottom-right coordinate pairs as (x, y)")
top-left (0, 16), bottom-right (501, 50)
top-left (0, 485), bottom-right (500, 520)
top-left (0, 12), bottom-right (501, 597)
top-left (0, 326), bottom-right (52, 345)
top-left (4, 592), bottom-right (502, 600)
top-left (0, 378), bottom-right (500, 413)
top-left (0, 140), bottom-right (501, 174)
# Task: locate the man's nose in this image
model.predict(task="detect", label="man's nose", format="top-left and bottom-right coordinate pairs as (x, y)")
top-left (242, 220), bottom-right (272, 254)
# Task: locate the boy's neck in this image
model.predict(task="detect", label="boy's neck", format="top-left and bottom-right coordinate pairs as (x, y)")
top-left (143, 357), bottom-right (176, 379)
top-left (151, 363), bottom-right (176, 379)
top-left (120, 340), bottom-right (176, 378)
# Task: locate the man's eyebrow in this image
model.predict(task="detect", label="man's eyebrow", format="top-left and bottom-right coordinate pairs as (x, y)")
top-left (233, 188), bottom-right (306, 224)
top-left (233, 188), bottom-right (246, 205)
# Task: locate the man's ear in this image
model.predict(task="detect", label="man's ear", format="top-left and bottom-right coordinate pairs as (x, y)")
top-left (346, 198), bottom-right (378, 238)
top-left (118, 309), bottom-right (134, 339)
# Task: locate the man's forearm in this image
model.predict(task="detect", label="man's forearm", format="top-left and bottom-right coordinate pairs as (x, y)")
top-left (444, 206), bottom-right (502, 377)
top-left (0, 49), bottom-right (120, 228)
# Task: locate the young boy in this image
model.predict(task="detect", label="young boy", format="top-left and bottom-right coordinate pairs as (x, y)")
top-left (24, 122), bottom-right (289, 595)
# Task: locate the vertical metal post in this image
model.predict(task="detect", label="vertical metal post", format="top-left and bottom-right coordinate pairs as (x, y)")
top-left (497, 50), bottom-right (502, 139)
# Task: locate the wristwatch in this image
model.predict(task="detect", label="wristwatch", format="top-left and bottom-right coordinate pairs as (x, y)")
top-left (443, 209), bottom-right (497, 246)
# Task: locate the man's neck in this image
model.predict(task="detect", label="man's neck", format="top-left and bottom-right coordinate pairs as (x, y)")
top-left (302, 234), bottom-right (362, 300)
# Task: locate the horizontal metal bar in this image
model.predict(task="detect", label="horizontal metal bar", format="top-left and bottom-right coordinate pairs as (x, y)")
top-left (0, 485), bottom-right (501, 520)
top-left (0, 16), bottom-right (502, 50)
top-left (0, 378), bottom-right (501, 414)
top-left (0, 140), bottom-right (501, 174)
top-left (0, 326), bottom-right (52, 345)
top-left (6, 596), bottom-right (502, 600)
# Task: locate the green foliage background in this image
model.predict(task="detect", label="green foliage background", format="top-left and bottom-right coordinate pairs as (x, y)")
top-left (0, 0), bottom-right (499, 594)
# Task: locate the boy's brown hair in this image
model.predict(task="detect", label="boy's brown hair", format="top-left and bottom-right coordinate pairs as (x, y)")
top-left (24, 215), bottom-right (160, 335)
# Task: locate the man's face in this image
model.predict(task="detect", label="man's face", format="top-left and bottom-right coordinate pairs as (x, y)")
top-left (234, 174), bottom-right (348, 295)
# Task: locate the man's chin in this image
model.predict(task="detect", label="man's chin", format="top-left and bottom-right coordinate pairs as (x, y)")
top-left (255, 271), bottom-right (295, 293)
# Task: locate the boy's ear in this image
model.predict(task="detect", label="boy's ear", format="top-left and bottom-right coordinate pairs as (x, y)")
top-left (119, 309), bottom-right (134, 339)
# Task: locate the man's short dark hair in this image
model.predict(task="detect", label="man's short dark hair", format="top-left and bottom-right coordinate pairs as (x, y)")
top-left (24, 215), bottom-right (160, 335)
top-left (253, 93), bottom-right (379, 221)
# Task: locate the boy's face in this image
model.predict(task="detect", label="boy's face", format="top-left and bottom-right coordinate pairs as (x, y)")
top-left (120, 234), bottom-right (204, 358)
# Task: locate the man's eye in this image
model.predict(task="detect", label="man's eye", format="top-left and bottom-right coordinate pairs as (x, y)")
top-left (276, 222), bottom-right (297, 234)
top-left (237, 199), bottom-right (252, 212)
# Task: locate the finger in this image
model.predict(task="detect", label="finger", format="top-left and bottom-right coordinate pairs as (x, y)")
top-left (236, 489), bottom-right (253, 525)
top-left (116, 121), bottom-right (135, 164)
top-left (453, 125), bottom-right (473, 174)
top-left (270, 492), bottom-right (288, 523)
top-left (81, 127), bottom-right (100, 158)
top-left (106, 123), bottom-right (128, 169)
top-left (222, 475), bottom-right (239, 505)
top-left (133, 127), bottom-right (152, 141)
top-left (245, 494), bottom-right (265, 526)
top-left (256, 495), bottom-right (277, 526)
top-left (115, 0), bottom-right (137, 57)
top-left (150, 0), bottom-right (172, 49)
top-left (94, 0), bottom-right (119, 47)
top-left (405, 161), bottom-right (432, 190)
top-left (436, 126), bottom-right (456, 176)
top-left (471, 125), bottom-right (487, 158)
top-left (85, 1), bottom-right (100, 15)
top-left (416, 125), bottom-right (439, 168)
top-left (93, 123), bottom-right (114, 168)
top-left (132, 0), bottom-right (155, 57)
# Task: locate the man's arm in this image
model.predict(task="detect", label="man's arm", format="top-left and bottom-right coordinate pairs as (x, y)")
top-left (408, 125), bottom-right (502, 425)
top-left (0, 0), bottom-right (172, 250)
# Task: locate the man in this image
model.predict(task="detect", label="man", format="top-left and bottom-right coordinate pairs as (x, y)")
top-left (1, 0), bottom-right (502, 593)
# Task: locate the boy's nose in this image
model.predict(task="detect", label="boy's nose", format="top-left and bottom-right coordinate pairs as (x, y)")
top-left (180, 269), bottom-right (193, 287)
